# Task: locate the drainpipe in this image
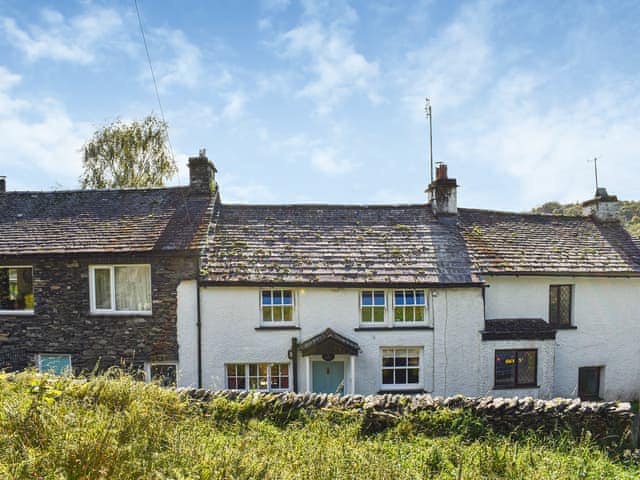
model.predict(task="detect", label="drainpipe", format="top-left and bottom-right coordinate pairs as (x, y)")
top-left (196, 279), bottom-right (202, 389)
top-left (290, 337), bottom-right (299, 392)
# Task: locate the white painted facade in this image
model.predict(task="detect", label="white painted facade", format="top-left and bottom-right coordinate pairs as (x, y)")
top-left (176, 276), bottom-right (640, 401)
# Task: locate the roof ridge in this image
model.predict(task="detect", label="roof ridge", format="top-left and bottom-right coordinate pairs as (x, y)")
top-left (2, 185), bottom-right (193, 195)
top-left (220, 203), bottom-right (428, 208)
top-left (458, 207), bottom-right (589, 219)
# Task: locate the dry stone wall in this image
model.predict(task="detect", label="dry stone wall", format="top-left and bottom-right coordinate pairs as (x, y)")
top-left (181, 389), bottom-right (639, 449)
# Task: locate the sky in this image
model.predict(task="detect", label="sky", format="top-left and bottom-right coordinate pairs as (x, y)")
top-left (0, 0), bottom-right (639, 210)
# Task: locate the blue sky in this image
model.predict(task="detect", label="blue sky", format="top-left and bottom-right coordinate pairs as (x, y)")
top-left (0, 0), bottom-right (639, 210)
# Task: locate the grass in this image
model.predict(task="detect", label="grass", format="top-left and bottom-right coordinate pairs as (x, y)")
top-left (0, 370), bottom-right (638, 479)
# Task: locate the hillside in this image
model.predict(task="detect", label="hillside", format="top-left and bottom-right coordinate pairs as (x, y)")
top-left (533, 200), bottom-right (640, 238)
top-left (0, 371), bottom-right (638, 479)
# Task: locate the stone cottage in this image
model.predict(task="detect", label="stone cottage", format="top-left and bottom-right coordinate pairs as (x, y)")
top-left (0, 156), bottom-right (215, 384)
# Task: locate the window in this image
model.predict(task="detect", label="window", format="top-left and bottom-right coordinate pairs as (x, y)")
top-left (578, 367), bottom-right (602, 401)
top-left (38, 354), bottom-right (71, 375)
top-left (361, 290), bottom-right (385, 323)
top-left (261, 290), bottom-right (293, 322)
top-left (393, 290), bottom-right (426, 323)
top-left (148, 363), bottom-right (177, 387)
top-left (381, 348), bottom-right (422, 388)
top-left (0, 267), bottom-right (33, 313)
top-left (90, 265), bottom-right (151, 313)
top-left (225, 363), bottom-right (290, 391)
top-left (494, 349), bottom-right (537, 388)
top-left (549, 285), bottom-right (572, 326)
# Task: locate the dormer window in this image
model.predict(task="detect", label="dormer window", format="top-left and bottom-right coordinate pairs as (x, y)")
top-left (261, 289), bottom-right (294, 323)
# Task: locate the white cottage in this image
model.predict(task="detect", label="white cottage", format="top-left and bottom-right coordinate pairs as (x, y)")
top-left (177, 162), bottom-right (640, 401)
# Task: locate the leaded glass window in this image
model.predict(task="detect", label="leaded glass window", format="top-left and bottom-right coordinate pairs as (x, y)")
top-left (549, 285), bottom-right (572, 326)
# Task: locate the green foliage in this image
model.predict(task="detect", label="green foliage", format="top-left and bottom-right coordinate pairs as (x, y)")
top-left (80, 115), bottom-right (177, 189)
top-left (533, 200), bottom-right (640, 237)
top-left (0, 371), bottom-right (638, 479)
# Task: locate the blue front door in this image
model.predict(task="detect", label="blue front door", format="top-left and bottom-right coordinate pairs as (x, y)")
top-left (312, 361), bottom-right (344, 394)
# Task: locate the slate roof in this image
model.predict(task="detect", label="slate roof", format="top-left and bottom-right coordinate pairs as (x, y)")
top-left (481, 318), bottom-right (557, 341)
top-left (202, 203), bottom-right (640, 285)
top-left (201, 204), bottom-right (481, 285)
top-left (459, 209), bottom-right (640, 276)
top-left (0, 187), bottom-right (213, 255)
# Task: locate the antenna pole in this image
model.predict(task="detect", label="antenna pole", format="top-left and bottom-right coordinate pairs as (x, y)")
top-left (425, 98), bottom-right (433, 183)
top-left (588, 157), bottom-right (599, 192)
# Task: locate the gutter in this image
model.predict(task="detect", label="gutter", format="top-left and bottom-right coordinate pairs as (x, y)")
top-left (196, 278), bottom-right (202, 389)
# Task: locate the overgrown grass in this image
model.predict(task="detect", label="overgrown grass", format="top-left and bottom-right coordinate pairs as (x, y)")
top-left (0, 370), bottom-right (638, 479)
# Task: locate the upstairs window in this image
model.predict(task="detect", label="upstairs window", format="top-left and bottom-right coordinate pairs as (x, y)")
top-left (361, 290), bottom-right (385, 323)
top-left (261, 289), bottom-right (294, 322)
top-left (0, 267), bottom-right (34, 313)
top-left (549, 285), bottom-right (572, 326)
top-left (90, 265), bottom-right (152, 314)
top-left (226, 363), bottom-right (290, 391)
top-left (494, 349), bottom-right (537, 388)
top-left (393, 290), bottom-right (426, 323)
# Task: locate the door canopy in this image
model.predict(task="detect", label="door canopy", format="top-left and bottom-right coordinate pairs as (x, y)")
top-left (299, 328), bottom-right (359, 357)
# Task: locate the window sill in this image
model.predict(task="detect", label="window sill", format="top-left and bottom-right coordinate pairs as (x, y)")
top-left (89, 311), bottom-right (152, 317)
top-left (553, 325), bottom-right (577, 330)
top-left (354, 326), bottom-right (433, 331)
top-left (255, 325), bottom-right (301, 331)
top-left (0, 310), bottom-right (34, 316)
top-left (493, 384), bottom-right (539, 390)
top-left (378, 388), bottom-right (426, 394)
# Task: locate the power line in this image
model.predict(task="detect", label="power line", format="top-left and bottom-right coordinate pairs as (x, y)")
top-left (133, 0), bottom-right (192, 224)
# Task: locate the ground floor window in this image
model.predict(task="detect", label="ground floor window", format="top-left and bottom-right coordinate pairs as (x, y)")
top-left (147, 363), bottom-right (177, 387)
top-left (578, 366), bottom-right (602, 401)
top-left (226, 363), bottom-right (290, 391)
top-left (381, 348), bottom-right (422, 388)
top-left (494, 349), bottom-right (537, 388)
top-left (37, 354), bottom-right (72, 375)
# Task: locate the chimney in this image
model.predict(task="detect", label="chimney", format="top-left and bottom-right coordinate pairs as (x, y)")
top-left (188, 149), bottom-right (217, 195)
top-left (427, 163), bottom-right (458, 215)
top-left (0, 177), bottom-right (5, 193)
top-left (582, 187), bottom-right (619, 222)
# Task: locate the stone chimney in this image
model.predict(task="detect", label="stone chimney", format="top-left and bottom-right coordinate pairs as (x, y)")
top-left (0, 177), bottom-right (5, 193)
top-left (582, 187), bottom-right (619, 222)
top-left (188, 149), bottom-right (217, 195)
top-left (427, 163), bottom-right (458, 215)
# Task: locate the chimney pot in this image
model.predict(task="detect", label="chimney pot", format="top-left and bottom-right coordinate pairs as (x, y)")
top-left (427, 163), bottom-right (458, 216)
top-left (0, 176), bottom-right (5, 193)
top-left (188, 151), bottom-right (217, 195)
top-left (582, 187), bottom-right (619, 222)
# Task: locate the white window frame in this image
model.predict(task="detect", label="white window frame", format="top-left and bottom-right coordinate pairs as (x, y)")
top-left (225, 362), bottom-right (291, 392)
top-left (259, 289), bottom-right (296, 325)
top-left (380, 347), bottom-right (424, 390)
top-left (0, 265), bottom-right (34, 315)
top-left (359, 289), bottom-right (387, 324)
top-left (392, 289), bottom-right (428, 325)
top-left (144, 361), bottom-right (178, 386)
top-left (89, 264), bottom-right (152, 315)
top-left (37, 353), bottom-right (72, 375)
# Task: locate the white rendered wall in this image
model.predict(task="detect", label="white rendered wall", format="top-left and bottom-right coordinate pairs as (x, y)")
top-left (176, 280), bottom-right (198, 387)
top-left (484, 275), bottom-right (640, 400)
top-left (196, 286), bottom-right (483, 396)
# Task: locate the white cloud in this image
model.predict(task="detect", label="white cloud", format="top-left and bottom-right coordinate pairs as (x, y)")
top-left (399, 0), bottom-right (494, 118)
top-left (0, 7), bottom-right (124, 64)
top-left (221, 91), bottom-right (247, 120)
top-left (310, 147), bottom-right (357, 174)
top-left (276, 5), bottom-right (380, 114)
top-left (0, 68), bottom-right (89, 190)
top-left (149, 28), bottom-right (204, 92)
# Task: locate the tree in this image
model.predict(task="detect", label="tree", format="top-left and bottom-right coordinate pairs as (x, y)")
top-left (80, 115), bottom-right (177, 189)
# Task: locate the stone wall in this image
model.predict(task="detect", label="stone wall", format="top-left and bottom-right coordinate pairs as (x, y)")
top-left (0, 252), bottom-right (199, 371)
top-left (181, 389), bottom-right (639, 448)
